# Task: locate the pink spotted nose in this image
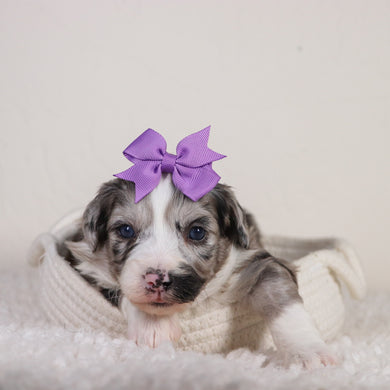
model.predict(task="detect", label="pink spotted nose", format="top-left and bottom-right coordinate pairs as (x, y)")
top-left (143, 268), bottom-right (172, 293)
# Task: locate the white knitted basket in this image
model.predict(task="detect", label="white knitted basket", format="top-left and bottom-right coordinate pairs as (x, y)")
top-left (28, 210), bottom-right (366, 354)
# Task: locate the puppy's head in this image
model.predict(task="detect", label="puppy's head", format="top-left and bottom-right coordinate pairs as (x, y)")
top-left (68, 175), bottom-right (252, 316)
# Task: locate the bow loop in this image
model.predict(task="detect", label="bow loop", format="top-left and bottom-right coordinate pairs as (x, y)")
top-left (172, 164), bottom-right (221, 202)
top-left (114, 127), bottom-right (226, 202)
top-left (123, 128), bottom-right (166, 163)
top-left (176, 126), bottom-right (226, 168)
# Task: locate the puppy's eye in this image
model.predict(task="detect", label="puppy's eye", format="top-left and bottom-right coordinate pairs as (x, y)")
top-left (118, 224), bottom-right (135, 239)
top-left (189, 226), bottom-right (206, 241)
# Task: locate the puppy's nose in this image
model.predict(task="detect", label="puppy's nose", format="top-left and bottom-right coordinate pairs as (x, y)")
top-left (144, 268), bottom-right (172, 291)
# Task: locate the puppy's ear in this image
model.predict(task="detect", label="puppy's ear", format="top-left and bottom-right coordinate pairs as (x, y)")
top-left (63, 181), bottom-right (116, 270)
top-left (64, 180), bottom-right (132, 289)
top-left (210, 184), bottom-right (250, 249)
top-left (82, 179), bottom-right (131, 252)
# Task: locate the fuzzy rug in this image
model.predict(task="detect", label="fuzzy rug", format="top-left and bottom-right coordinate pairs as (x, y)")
top-left (1, 266), bottom-right (389, 390)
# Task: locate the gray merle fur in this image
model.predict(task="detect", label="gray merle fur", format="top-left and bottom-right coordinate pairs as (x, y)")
top-left (60, 178), bottom-right (301, 315)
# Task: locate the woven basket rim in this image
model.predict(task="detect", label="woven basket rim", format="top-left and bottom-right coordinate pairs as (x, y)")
top-left (28, 210), bottom-right (366, 352)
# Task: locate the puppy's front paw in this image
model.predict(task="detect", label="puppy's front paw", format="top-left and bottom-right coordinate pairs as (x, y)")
top-left (269, 303), bottom-right (339, 369)
top-left (291, 344), bottom-right (338, 369)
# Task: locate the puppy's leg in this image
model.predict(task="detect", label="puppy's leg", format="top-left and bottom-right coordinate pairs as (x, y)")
top-left (120, 299), bottom-right (181, 348)
top-left (236, 250), bottom-right (337, 368)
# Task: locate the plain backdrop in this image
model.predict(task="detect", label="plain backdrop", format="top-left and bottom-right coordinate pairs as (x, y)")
top-left (0, 1), bottom-right (389, 291)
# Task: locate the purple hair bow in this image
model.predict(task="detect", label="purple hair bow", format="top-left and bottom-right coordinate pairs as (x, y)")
top-left (114, 126), bottom-right (226, 203)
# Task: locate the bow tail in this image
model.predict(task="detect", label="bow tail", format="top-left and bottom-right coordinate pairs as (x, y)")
top-left (114, 161), bottom-right (161, 202)
top-left (172, 164), bottom-right (221, 201)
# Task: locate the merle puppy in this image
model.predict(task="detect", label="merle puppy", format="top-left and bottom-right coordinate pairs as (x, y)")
top-left (62, 175), bottom-right (336, 368)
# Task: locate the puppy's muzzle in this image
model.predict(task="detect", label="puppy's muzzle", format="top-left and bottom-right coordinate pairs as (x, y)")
top-left (141, 265), bottom-right (205, 305)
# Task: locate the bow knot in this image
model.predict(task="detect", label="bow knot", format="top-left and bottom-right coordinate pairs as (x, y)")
top-left (161, 152), bottom-right (177, 174)
top-left (114, 126), bottom-right (226, 202)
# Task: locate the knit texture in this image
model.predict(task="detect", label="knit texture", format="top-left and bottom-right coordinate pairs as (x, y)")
top-left (28, 211), bottom-right (366, 353)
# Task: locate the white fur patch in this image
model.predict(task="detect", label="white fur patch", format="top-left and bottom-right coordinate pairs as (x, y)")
top-left (120, 176), bottom-right (183, 305)
top-left (121, 299), bottom-right (181, 348)
top-left (148, 175), bottom-right (181, 265)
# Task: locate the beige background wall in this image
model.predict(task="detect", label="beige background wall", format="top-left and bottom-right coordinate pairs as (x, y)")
top-left (1, 1), bottom-right (389, 291)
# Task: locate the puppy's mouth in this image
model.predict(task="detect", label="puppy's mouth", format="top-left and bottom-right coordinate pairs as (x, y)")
top-left (146, 296), bottom-right (182, 309)
top-left (132, 300), bottom-right (188, 316)
top-left (149, 302), bottom-right (174, 308)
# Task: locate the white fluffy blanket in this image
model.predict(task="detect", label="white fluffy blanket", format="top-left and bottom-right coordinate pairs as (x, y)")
top-left (1, 267), bottom-right (389, 390)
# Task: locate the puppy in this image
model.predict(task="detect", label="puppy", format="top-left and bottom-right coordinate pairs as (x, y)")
top-left (61, 175), bottom-right (336, 368)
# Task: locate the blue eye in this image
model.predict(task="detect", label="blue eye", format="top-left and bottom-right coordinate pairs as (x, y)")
top-left (189, 226), bottom-right (206, 241)
top-left (118, 225), bottom-right (135, 239)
